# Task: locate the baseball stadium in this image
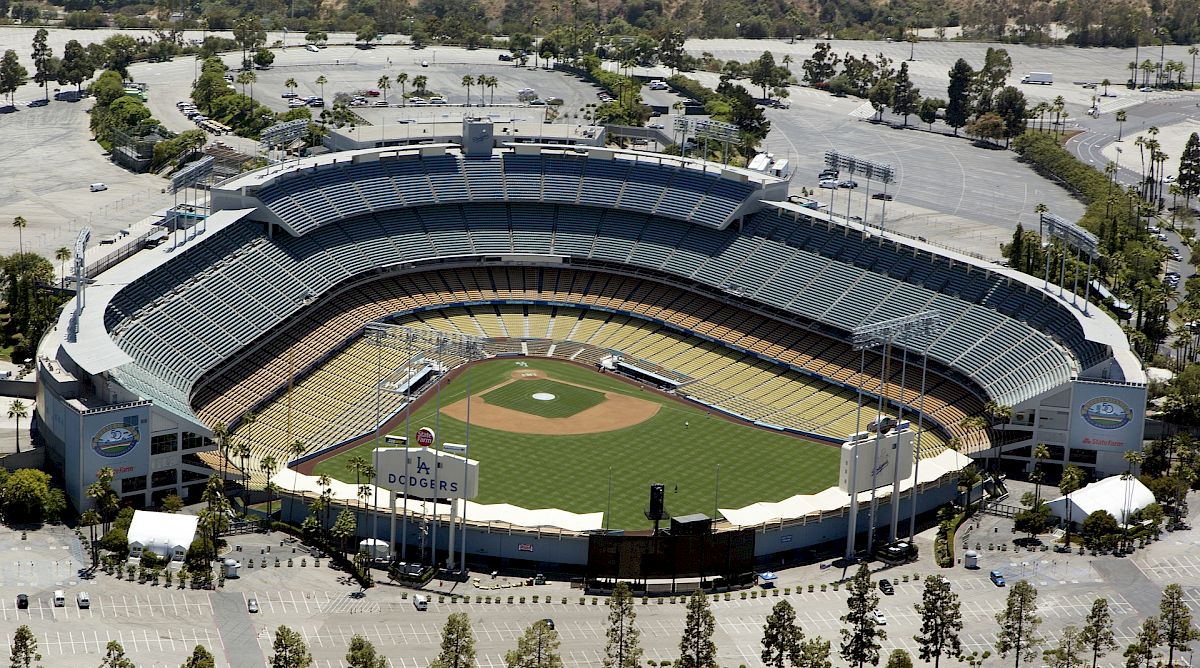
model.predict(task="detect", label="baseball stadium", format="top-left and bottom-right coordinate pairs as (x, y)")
top-left (36, 118), bottom-right (1146, 575)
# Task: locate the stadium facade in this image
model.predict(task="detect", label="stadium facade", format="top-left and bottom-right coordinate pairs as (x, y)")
top-left (36, 118), bottom-right (1145, 567)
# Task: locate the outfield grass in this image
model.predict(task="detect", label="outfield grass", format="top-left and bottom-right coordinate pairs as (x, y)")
top-left (312, 358), bottom-right (840, 530)
top-left (480, 378), bottom-right (605, 418)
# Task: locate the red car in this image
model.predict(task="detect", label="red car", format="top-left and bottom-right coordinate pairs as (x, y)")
top-left (366, 89), bottom-right (381, 97)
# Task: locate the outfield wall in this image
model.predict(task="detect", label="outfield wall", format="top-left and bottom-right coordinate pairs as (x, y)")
top-left (274, 471), bottom-right (958, 571)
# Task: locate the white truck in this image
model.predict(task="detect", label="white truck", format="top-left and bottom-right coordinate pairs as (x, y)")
top-left (1021, 72), bottom-right (1053, 85)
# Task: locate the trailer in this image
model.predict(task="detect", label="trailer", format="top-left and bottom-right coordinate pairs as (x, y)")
top-left (1021, 72), bottom-right (1054, 85)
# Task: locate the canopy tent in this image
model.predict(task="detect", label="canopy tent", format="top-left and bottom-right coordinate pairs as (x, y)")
top-left (1046, 475), bottom-right (1156, 525)
top-left (127, 510), bottom-right (200, 562)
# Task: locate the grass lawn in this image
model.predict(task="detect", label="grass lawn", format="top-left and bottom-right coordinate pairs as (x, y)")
top-left (312, 358), bottom-right (840, 530)
top-left (480, 378), bottom-right (605, 418)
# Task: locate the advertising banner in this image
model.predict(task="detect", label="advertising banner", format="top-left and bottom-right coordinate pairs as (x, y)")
top-left (375, 446), bottom-right (479, 500)
top-left (1067, 381), bottom-right (1146, 452)
top-left (80, 404), bottom-right (152, 481)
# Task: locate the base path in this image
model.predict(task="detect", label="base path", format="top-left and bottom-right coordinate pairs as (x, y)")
top-left (440, 375), bottom-right (661, 435)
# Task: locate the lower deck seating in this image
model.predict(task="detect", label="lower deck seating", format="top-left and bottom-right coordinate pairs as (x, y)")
top-left (197, 267), bottom-right (978, 467)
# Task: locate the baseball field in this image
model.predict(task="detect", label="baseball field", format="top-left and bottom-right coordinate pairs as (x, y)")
top-left (311, 357), bottom-right (840, 530)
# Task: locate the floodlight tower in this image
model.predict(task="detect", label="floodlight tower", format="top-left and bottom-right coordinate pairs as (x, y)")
top-left (1039, 211), bottom-right (1100, 314)
top-left (845, 310), bottom-right (943, 559)
top-left (824, 149), bottom-right (896, 233)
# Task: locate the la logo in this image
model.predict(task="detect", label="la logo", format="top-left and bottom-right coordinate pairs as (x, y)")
top-left (416, 460), bottom-right (431, 475)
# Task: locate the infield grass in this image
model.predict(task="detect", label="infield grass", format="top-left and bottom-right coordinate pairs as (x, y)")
top-left (312, 358), bottom-right (840, 530)
top-left (480, 378), bottom-right (605, 418)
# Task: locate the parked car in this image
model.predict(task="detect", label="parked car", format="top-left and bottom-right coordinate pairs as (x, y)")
top-left (990, 570), bottom-right (1006, 586)
top-left (542, 618), bottom-right (555, 630)
top-left (878, 580), bottom-right (894, 595)
top-left (17, 594), bottom-right (28, 609)
top-left (421, 60), bottom-right (429, 67)
top-left (871, 192), bottom-right (893, 201)
top-left (281, 91), bottom-right (298, 98)
top-left (429, 96), bottom-right (448, 104)
top-left (409, 97), bottom-right (428, 105)
top-left (872, 610), bottom-right (887, 625)
top-left (366, 89), bottom-right (381, 97)
top-left (288, 99), bottom-right (306, 108)
top-left (247, 597), bottom-right (259, 613)
top-left (647, 123), bottom-right (665, 129)
top-left (839, 179), bottom-right (859, 189)
top-left (373, 100), bottom-right (388, 107)
top-left (89, 183), bottom-right (108, 192)
top-left (819, 179), bottom-right (839, 189)
top-left (498, 53), bottom-right (513, 61)
top-left (305, 44), bottom-right (320, 52)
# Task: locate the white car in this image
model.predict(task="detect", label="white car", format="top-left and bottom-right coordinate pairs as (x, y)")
top-left (872, 610), bottom-right (887, 625)
top-left (819, 179), bottom-right (839, 189)
top-left (429, 96), bottom-right (448, 104)
top-left (89, 183), bottom-right (108, 192)
top-left (305, 44), bottom-right (319, 52)
top-left (409, 98), bottom-right (428, 105)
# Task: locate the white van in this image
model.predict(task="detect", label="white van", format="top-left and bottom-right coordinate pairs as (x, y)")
top-left (53, 590), bottom-right (65, 607)
top-left (76, 592), bottom-right (90, 609)
top-left (412, 594), bottom-right (428, 611)
top-left (89, 183), bottom-right (107, 192)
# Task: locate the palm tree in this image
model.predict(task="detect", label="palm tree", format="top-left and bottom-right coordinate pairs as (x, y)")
top-left (317, 474), bottom-right (333, 535)
top-left (413, 75), bottom-right (427, 94)
top-left (396, 72), bottom-right (408, 106)
top-left (315, 74), bottom-right (327, 101)
top-left (959, 463), bottom-right (982, 511)
top-left (461, 75), bottom-right (474, 106)
top-left (532, 17), bottom-right (542, 68)
top-left (482, 75), bottom-right (498, 105)
top-left (1052, 96), bottom-right (1066, 139)
top-left (86, 467), bottom-right (118, 533)
top-left (982, 401), bottom-right (1012, 471)
top-left (7, 400), bottom-right (27, 452)
top-left (1058, 464), bottom-right (1086, 549)
top-left (54, 246), bottom-right (71, 288)
top-left (236, 70), bottom-right (256, 111)
top-left (284, 77), bottom-right (298, 96)
top-left (12, 216), bottom-right (26, 255)
top-left (211, 422), bottom-right (230, 489)
top-left (238, 410), bottom-right (256, 507)
top-left (287, 438), bottom-right (305, 520)
top-left (377, 74), bottom-right (390, 104)
top-left (261, 454), bottom-right (278, 521)
top-left (1115, 109), bottom-right (1127, 141)
top-left (1031, 443), bottom-right (1051, 504)
top-left (782, 54), bottom-right (793, 74)
top-left (80, 508), bottom-right (101, 567)
top-left (1101, 78), bottom-right (1111, 97)
top-left (1120, 451), bottom-right (1144, 551)
top-left (1190, 46), bottom-right (1198, 89)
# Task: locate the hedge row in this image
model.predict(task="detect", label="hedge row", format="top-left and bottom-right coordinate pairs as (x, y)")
top-left (665, 75), bottom-right (718, 105)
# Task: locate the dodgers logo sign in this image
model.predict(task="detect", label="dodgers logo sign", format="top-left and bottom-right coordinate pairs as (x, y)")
top-left (1081, 397), bottom-right (1133, 430)
top-left (92, 423), bottom-right (140, 458)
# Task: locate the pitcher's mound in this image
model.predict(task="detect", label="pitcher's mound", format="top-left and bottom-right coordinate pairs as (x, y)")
top-left (532, 392), bottom-right (556, 401)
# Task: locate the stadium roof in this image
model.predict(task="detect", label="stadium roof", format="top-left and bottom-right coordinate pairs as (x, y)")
top-left (718, 449), bottom-right (972, 527)
top-left (1045, 475), bottom-right (1155, 524)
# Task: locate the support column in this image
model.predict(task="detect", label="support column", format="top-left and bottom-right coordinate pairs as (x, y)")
top-left (446, 500), bottom-right (458, 571)
top-left (390, 491), bottom-right (397, 559)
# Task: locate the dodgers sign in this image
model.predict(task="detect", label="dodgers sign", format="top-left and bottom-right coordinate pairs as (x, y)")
top-left (374, 447), bottom-right (479, 500)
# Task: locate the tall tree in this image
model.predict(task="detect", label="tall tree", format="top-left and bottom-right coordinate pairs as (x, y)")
top-left (993, 86), bottom-right (1028, 146)
top-left (346, 635), bottom-right (388, 668)
top-left (100, 640), bottom-right (135, 668)
top-left (86, 466), bottom-right (119, 532)
top-left (58, 39), bottom-right (93, 95)
top-left (914, 574), bottom-right (963, 667)
top-left (840, 563), bottom-right (885, 668)
top-left (762, 600), bottom-right (804, 668)
top-left (9, 624), bottom-right (40, 668)
top-left (505, 620), bottom-right (562, 668)
top-left (433, 613), bottom-right (477, 668)
top-left (1179, 132), bottom-right (1200, 204)
top-left (1123, 617), bottom-right (1161, 668)
top-left (0, 50), bottom-right (29, 106)
top-left (180, 644), bottom-right (216, 668)
top-left (945, 58), bottom-right (974, 136)
top-left (1078, 598), bottom-right (1118, 668)
top-left (1158, 584), bottom-right (1200, 668)
top-left (890, 62), bottom-right (920, 125)
top-left (11, 216), bottom-right (26, 255)
top-left (1042, 625), bottom-right (1084, 668)
top-left (885, 649), bottom-right (913, 668)
top-left (31, 28), bottom-right (52, 101)
top-left (995, 580), bottom-right (1042, 668)
top-left (603, 582), bottom-right (642, 668)
top-left (679, 590), bottom-right (717, 668)
top-left (270, 625), bottom-right (312, 668)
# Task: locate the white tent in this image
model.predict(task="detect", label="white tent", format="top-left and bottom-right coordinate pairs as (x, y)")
top-left (127, 510), bottom-right (199, 562)
top-left (1045, 475), bottom-right (1156, 525)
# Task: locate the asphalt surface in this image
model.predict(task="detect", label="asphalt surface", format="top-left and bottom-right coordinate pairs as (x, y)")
top-left (9, 498), bottom-right (1200, 667)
